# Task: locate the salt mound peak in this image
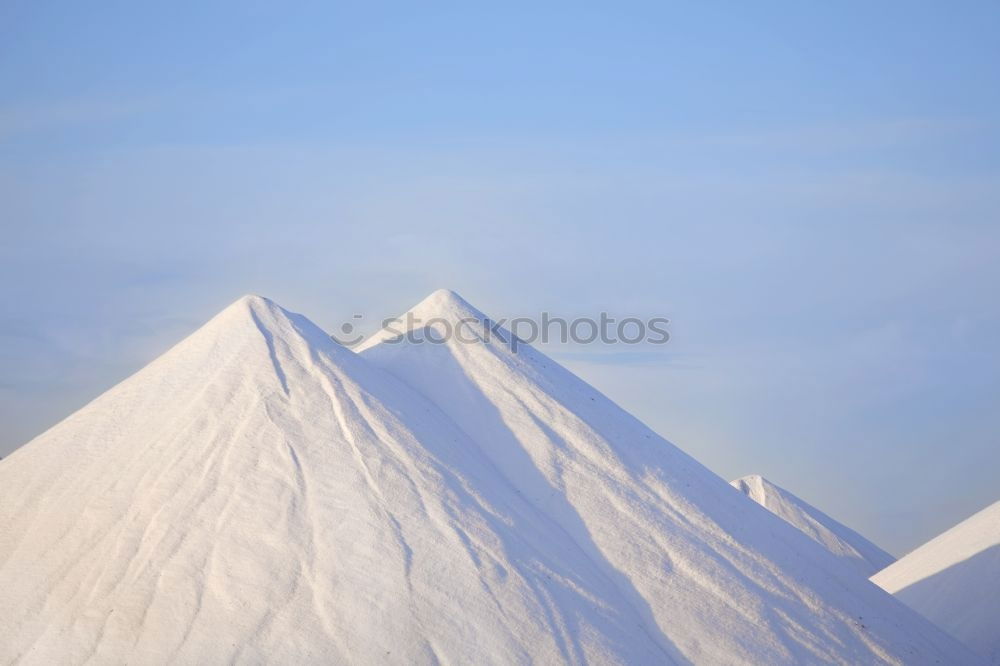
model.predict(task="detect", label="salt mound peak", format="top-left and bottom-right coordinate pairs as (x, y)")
top-left (192, 292), bottom-right (356, 366)
top-left (178, 293), bottom-right (307, 345)
top-left (356, 288), bottom-right (491, 352)
top-left (412, 288), bottom-right (481, 317)
top-left (212, 293), bottom-right (281, 326)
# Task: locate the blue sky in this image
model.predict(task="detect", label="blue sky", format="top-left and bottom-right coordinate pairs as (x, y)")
top-left (2, 1), bottom-right (999, 554)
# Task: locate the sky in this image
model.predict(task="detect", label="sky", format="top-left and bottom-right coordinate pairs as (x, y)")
top-left (2, 1), bottom-right (999, 555)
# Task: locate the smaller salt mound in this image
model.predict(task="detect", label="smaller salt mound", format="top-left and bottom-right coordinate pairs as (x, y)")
top-left (872, 500), bottom-right (1000, 664)
top-left (731, 474), bottom-right (895, 577)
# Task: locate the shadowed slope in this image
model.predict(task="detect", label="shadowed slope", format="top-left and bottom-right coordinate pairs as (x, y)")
top-left (359, 288), bottom-right (980, 665)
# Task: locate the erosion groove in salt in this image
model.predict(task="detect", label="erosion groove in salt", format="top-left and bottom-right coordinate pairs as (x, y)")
top-left (0, 291), bottom-right (982, 665)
